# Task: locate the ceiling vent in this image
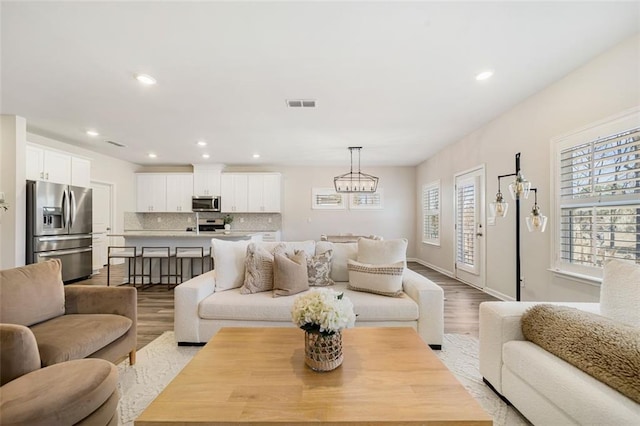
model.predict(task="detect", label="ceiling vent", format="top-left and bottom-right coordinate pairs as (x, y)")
top-left (106, 140), bottom-right (127, 148)
top-left (286, 99), bottom-right (316, 108)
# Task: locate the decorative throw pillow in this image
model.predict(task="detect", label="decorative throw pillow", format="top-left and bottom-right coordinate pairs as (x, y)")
top-left (322, 242), bottom-right (357, 282)
top-left (304, 249), bottom-right (335, 287)
top-left (211, 239), bottom-right (251, 292)
top-left (240, 243), bottom-right (275, 294)
top-left (357, 238), bottom-right (408, 265)
top-left (347, 259), bottom-right (405, 297)
top-left (273, 252), bottom-right (310, 297)
top-left (600, 259), bottom-right (640, 327)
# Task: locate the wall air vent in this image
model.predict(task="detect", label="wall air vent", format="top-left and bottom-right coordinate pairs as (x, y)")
top-left (286, 99), bottom-right (316, 108)
top-left (106, 140), bottom-right (127, 148)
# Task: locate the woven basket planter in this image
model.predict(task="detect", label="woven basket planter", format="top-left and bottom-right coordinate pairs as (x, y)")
top-left (304, 330), bottom-right (343, 372)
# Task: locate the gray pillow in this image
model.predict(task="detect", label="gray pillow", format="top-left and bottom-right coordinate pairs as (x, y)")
top-left (305, 249), bottom-right (335, 287)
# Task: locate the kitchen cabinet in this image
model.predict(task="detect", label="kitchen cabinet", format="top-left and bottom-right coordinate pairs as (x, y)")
top-left (193, 164), bottom-right (223, 196)
top-left (71, 157), bottom-right (91, 187)
top-left (166, 174), bottom-right (193, 212)
top-left (136, 174), bottom-right (168, 212)
top-left (136, 173), bottom-right (193, 212)
top-left (248, 173), bottom-right (281, 212)
top-left (221, 173), bottom-right (248, 212)
top-left (26, 145), bottom-right (72, 185)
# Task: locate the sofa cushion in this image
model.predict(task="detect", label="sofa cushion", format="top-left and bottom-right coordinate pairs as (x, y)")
top-left (0, 358), bottom-right (118, 426)
top-left (347, 259), bottom-right (405, 297)
top-left (30, 314), bottom-right (132, 366)
top-left (357, 238), bottom-right (407, 265)
top-left (257, 240), bottom-right (316, 257)
top-left (211, 239), bottom-right (251, 291)
top-left (240, 243), bottom-right (274, 294)
top-left (600, 259), bottom-right (640, 327)
top-left (273, 252), bottom-right (309, 297)
top-left (0, 259), bottom-right (65, 326)
top-left (317, 241), bottom-right (357, 282)
top-left (198, 282), bottom-right (418, 322)
top-left (306, 249), bottom-right (334, 287)
top-left (521, 304), bottom-right (640, 404)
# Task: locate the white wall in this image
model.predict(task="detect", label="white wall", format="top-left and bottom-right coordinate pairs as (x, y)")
top-left (415, 34), bottom-right (640, 302)
top-left (278, 166), bottom-right (417, 257)
top-left (26, 133), bottom-right (138, 247)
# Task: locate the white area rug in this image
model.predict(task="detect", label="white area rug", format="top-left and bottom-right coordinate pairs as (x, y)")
top-left (117, 332), bottom-right (528, 426)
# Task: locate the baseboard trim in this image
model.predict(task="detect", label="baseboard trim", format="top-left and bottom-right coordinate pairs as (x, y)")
top-left (409, 258), bottom-right (455, 278)
top-left (483, 287), bottom-right (514, 301)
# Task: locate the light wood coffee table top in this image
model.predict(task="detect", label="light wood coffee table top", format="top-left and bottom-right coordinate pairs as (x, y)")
top-left (135, 327), bottom-right (492, 425)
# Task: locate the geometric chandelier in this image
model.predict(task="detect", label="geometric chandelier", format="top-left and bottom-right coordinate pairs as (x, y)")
top-left (334, 147), bottom-right (379, 193)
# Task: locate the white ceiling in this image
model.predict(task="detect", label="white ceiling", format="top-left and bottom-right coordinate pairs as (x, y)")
top-left (1, 1), bottom-right (639, 167)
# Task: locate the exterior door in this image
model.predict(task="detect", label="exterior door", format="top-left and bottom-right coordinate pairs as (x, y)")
top-left (91, 181), bottom-right (113, 272)
top-left (454, 166), bottom-right (486, 289)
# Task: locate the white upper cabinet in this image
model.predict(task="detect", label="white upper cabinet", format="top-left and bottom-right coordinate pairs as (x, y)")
top-left (26, 145), bottom-right (71, 184)
top-left (222, 172), bottom-right (281, 213)
top-left (71, 157), bottom-right (91, 187)
top-left (136, 173), bottom-right (194, 212)
top-left (193, 164), bottom-right (223, 196)
top-left (220, 173), bottom-right (248, 212)
top-left (166, 174), bottom-right (193, 212)
top-left (248, 173), bottom-right (281, 212)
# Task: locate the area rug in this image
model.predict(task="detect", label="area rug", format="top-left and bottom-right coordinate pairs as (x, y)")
top-left (117, 332), bottom-right (529, 426)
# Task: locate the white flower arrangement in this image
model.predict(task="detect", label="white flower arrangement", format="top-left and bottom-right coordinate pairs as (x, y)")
top-left (291, 288), bottom-right (356, 335)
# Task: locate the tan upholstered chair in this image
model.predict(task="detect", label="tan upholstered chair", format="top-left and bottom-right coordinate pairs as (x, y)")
top-left (0, 324), bottom-right (119, 425)
top-left (0, 259), bottom-right (137, 367)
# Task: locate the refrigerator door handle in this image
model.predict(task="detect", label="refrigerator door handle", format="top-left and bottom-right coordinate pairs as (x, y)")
top-left (62, 189), bottom-right (70, 228)
top-left (38, 247), bottom-right (93, 257)
top-left (70, 190), bottom-right (77, 228)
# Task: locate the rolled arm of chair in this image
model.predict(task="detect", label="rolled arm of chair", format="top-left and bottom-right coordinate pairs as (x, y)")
top-left (402, 269), bottom-right (444, 348)
top-left (0, 324), bottom-right (41, 385)
top-left (64, 286), bottom-right (137, 324)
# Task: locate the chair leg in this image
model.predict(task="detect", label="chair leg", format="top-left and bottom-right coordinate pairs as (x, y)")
top-left (129, 349), bottom-right (136, 366)
top-left (107, 259), bottom-right (111, 287)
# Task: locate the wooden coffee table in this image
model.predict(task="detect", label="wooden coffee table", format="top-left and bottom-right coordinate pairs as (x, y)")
top-left (135, 327), bottom-right (492, 425)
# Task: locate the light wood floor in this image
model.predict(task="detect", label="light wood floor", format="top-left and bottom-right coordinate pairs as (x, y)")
top-left (79, 261), bottom-right (498, 350)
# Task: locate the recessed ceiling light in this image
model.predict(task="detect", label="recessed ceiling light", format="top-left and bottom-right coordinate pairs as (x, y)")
top-left (252, 154), bottom-right (260, 159)
top-left (476, 70), bottom-right (494, 81)
top-left (202, 154), bottom-right (210, 159)
top-left (196, 141), bottom-right (207, 147)
top-left (86, 130), bottom-right (99, 137)
top-left (148, 153), bottom-right (157, 158)
top-left (136, 74), bottom-right (157, 85)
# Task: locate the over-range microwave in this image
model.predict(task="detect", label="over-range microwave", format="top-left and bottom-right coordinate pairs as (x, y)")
top-left (192, 196), bottom-right (221, 212)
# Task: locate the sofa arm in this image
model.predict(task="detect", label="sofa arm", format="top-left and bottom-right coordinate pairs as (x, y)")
top-left (174, 270), bottom-right (216, 343)
top-left (402, 269), bottom-right (444, 348)
top-left (64, 286), bottom-right (137, 323)
top-left (479, 301), bottom-right (601, 394)
top-left (0, 324), bottom-right (41, 386)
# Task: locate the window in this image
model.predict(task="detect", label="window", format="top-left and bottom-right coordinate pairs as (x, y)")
top-left (422, 181), bottom-right (440, 245)
top-left (553, 109), bottom-right (640, 279)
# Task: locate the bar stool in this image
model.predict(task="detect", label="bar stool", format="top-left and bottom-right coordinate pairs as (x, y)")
top-left (141, 247), bottom-right (172, 290)
top-left (174, 247), bottom-right (206, 283)
top-left (107, 246), bottom-right (140, 287)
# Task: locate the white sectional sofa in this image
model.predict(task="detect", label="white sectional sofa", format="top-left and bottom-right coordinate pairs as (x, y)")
top-left (175, 239), bottom-right (445, 349)
top-left (479, 259), bottom-right (640, 425)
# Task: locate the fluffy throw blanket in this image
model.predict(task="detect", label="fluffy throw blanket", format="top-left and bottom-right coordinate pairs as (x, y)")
top-left (522, 304), bottom-right (640, 404)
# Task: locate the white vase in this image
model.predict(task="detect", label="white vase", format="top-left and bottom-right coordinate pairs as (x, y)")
top-left (224, 224), bottom-right (231, 231)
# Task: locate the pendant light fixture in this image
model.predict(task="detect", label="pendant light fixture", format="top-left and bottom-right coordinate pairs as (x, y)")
top-left (334, 147), bottom-right (379, 193)
top-left (489, 181), bottom-right (509, 218)
top-left (526, 189), bottom-right (548, 232)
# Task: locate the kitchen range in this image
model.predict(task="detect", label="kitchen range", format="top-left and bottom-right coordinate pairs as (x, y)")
top-left (26, 180), bottom-right (93, 282)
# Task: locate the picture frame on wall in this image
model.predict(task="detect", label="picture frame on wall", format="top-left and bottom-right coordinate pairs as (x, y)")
top-left (311, 188), bottom-right (346, 210)
top-left (350, 188), bottom-right (383, 209)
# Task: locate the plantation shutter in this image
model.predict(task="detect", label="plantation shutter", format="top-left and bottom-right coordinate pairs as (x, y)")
top-left (422, 183), bottom-right (440, 244)
top-left (559, 126), bottom-right (640, 268)
top-left (456, 180), bottom-right (476, 269)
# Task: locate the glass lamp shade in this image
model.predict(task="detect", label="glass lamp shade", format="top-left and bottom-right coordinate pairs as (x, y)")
top-left (508, 172), bottom-right (531, 200)
top-left (489, 199), bottom-right (508, 217)
top-left (526, 206), bottom-right (547, 232)
top-left (334, 172), bottom-right (378, 193)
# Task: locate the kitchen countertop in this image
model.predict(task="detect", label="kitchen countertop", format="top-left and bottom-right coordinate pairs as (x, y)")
top-left (109, 230), bottom-right (259, 239)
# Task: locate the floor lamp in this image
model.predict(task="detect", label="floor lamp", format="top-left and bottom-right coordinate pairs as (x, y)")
top-left (490, 153), bottom-right (547, 301)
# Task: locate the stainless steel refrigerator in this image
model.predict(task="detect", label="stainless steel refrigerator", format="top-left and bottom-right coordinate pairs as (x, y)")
top-left (26, 180), bottom-right (93, 282)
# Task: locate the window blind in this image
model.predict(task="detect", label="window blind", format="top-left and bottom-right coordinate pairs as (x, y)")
top-left (422, 183), bottom-right (440, 244)
top-left (559, 126), bottom-right (640, 267)
top-left (456, 182), bottom-right (476, 266)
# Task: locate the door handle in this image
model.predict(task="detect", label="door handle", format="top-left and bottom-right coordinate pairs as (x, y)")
top-left (476, 233), bottom-right (483, 237)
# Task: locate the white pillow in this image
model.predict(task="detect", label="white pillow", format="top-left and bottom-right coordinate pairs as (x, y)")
top-left (317, 241), bottom-right (357, 282)
top-left (260, 240), bottom-right (316, 257)
top-left (211, 239), bottom-right (251, 292)
top-left (347, 259), bottom-right (405, 297)
top-left (357, 238), bottom-right (407, 265)
top-left (600, 259), bottom-right (640, 327)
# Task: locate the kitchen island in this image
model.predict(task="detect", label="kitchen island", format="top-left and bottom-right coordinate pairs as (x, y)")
top-left (107, 231), bottom-right (261, 285)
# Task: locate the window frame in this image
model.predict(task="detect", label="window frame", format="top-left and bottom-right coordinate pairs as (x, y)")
top-left (551, 107), bottom-right (640, 281)
top-left (422, 180), bottom-right (441, 246)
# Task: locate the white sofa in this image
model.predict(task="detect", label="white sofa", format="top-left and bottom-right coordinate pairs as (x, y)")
top-left (175, 239), bottom-right (445, 349)
top-left (479, 260), bottom-right (640, 425)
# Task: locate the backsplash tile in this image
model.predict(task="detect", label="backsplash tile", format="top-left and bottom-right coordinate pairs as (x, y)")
top-left (124, 212), bottom-right (281, 232)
